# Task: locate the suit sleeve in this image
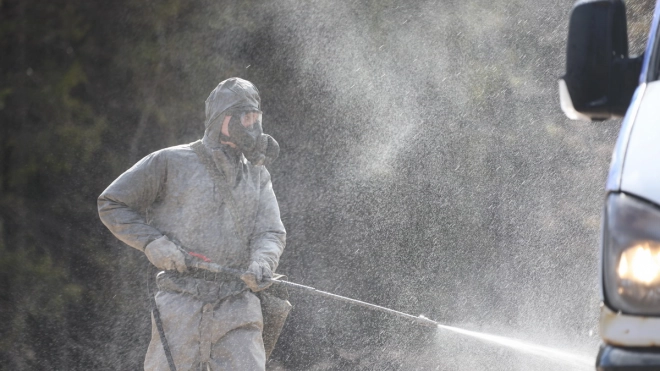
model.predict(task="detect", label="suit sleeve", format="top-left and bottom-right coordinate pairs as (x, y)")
top-left (97, 151), bottom-right (167, 251)
top-left (250, 168), bottom-right (286, 271)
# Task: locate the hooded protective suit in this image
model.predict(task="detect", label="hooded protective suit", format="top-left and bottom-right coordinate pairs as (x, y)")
top-left (98, 78), bottom-right (286, 371)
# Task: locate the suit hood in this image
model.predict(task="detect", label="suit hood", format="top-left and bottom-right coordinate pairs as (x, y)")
top-left (203, 77), bottom-right (261, 147)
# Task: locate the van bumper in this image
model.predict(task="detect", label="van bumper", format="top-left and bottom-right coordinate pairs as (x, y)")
top-left (596, 345), bottom-right (660, 370)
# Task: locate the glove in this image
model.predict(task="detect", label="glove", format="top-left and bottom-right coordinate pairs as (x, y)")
top-left (144, 236), bottom-right (187, 273)
top-left (240, 260), bottom-right (273, 292)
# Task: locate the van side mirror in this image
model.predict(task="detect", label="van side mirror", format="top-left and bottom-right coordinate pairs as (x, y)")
top-left (559, 0), bottom-right (643, 121)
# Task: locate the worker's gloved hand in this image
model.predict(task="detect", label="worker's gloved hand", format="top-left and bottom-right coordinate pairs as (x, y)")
top-left (144, 236), bottom-right (187, 273)
top-left (241, 260), bottom-right (273, 292)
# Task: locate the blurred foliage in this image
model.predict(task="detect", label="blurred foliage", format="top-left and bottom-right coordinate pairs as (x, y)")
top-left (0, 0), bottom-right (657, 370)
top-left (0, 0), bottom-right (264, 368)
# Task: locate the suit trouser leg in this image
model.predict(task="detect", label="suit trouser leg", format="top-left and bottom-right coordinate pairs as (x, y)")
top-left (144, 290), bottom-right (265, 371)
top-left (144, 291), bottom-right (201, 371)
top-left (204, 291), bottom-right (265, 371)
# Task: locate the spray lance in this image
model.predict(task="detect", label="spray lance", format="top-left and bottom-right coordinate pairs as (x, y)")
top-left (153, 251), bottom-right (596, 371)
top-left (150, 249), bottom-right (439, 371)
top-left (183, 250), bottom-right (441, 329)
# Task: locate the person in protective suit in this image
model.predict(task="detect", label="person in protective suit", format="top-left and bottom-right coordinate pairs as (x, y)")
top-left (98, 77), bottom-right (286, 371)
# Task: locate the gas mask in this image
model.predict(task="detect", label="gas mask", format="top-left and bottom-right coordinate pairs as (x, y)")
top-left (219, 111), bottom-right (280, 166)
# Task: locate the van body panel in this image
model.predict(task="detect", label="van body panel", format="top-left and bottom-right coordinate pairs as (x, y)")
top-left (620, 81), bottom-right (660, 205)
top-left (605, 83), bottom-right (646, 192)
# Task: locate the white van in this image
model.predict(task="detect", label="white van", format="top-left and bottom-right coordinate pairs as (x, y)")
top-left (559, 0), bottom-right (660, 369)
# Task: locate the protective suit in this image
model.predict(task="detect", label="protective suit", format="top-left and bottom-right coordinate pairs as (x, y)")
top-left (98, 78), bottom-right (286, 371)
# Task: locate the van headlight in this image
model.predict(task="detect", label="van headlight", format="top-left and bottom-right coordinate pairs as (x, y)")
top-left (603, 193), bottom-right (660, 315)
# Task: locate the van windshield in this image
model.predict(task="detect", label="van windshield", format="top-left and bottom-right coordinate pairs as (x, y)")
top-left (626, 0), bottom-right (656, 80)
top-left (651, 17), bottom-right (660, 81)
